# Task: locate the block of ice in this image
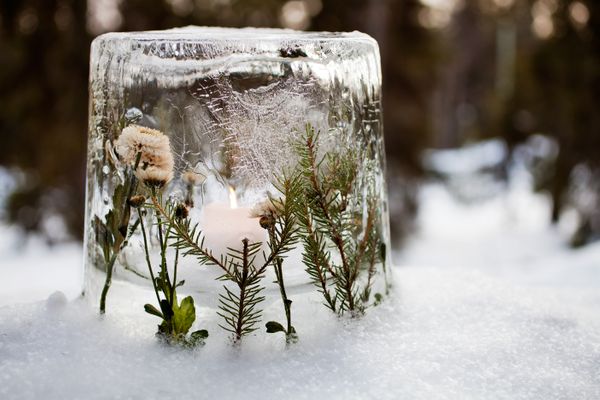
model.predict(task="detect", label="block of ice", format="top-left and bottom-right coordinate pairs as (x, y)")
top-left (85, 27), bottom-right (390, 330)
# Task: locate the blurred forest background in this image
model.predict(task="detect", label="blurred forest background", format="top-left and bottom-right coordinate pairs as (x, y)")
top-left (0, 0), bottom-right (598, 248)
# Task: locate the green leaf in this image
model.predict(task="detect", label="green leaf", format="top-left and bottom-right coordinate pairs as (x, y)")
top-left (112, 183), bottom-right (127, 212)
top-left (175, 280), bottom-right (186, 288)
top-left (374, 293), bottom-right (383, 306)
top-left (191, 329), bottom-right (209, 339)
top-left (159, 299), bottom-right (174, 319)
top-left (158, 321), bottom-right (169, 334)
top-left (172, 296), bottom-right (196, 335)
top-left (265, 321), bottom-right (286, 334)
top-left (144, 303), bottom-right (164, 319)
top-left (189, 329), bottom-right (209, 347)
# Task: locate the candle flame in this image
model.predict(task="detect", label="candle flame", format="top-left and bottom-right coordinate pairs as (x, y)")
top-left (228, 186), bottom-right (238, 209)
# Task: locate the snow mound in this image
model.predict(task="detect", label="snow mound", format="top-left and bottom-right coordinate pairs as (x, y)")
top-left (0, 266), bottom-right (599, 400)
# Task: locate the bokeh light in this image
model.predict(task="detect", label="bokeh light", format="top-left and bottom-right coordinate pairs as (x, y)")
top-left (569, 1), bottom-right (590, 28)
top-left (280, 1), bottom-right (311, 30)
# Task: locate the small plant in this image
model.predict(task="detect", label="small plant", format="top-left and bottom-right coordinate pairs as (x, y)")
top-left (294, 124), bottom-right (385, 316)
top-left (103, 124), bottom-right (208, 346)
top-left (162, 174), bottom-right (302, 344)
top-left (256, 176), bottom-right (304, 344)
top-left (94, 150), bottom-right (141, 314)
top-left (141, 195), bottom-right (208, 347)
top-left (265, 257), bottom-right (298, 344)
top-left (95, 121), bottom-right (388, 347)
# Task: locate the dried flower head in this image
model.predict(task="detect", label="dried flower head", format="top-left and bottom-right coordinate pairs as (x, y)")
top-left (114, 125), bottom-right (174, 188)
top-left (250, 198), bottom-right (282, 230)
top-left (136, 166), bottom-right (174, 189)
top-left (174, 203), bottom-right (189, 220)
top-left (259, 215), bottom-right (276, 230)
top-left (249, 198), bottom-right (280, 219)
top-left (128, 195), bottom-right (146, 208)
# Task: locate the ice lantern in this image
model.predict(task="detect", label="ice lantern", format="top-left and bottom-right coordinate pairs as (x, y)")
top-left (84, 27), bottom-right (391, 328)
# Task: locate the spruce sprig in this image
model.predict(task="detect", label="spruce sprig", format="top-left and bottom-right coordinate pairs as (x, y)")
top-left (264, 174), bottom-right (303, 343)
top-left (295, 124), bottom-right (384, 316)
top-left (216, 239), bottom-right (266, 341)
top-left (297, 200), bottom-right (338, 312)
top-left (154, 175), bottom-right (301, 343)
top-left (265, 173), bottom-right (304, 257)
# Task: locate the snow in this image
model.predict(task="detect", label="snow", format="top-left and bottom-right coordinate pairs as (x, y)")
top-left (1, 172), bottom-right (600, 399)
top-left (0, 167), bottom-right (18, 216)
top-left (0, 225), bottom-right (82, 306)
top-left (422, 139), bottom-right (507, 175)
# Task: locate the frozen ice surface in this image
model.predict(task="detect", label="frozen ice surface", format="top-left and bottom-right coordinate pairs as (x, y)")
top-left (2, 177), bottom-right (600, 399)
top-left (89, 26), bottom-right (383, 191)
top-left (86, 26), bottom-right (388, 304)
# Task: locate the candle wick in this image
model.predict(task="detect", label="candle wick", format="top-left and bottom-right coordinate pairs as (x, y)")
top-left (228, 186), bottom-right (238, 209)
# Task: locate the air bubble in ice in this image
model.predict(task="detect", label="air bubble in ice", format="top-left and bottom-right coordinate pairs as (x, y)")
top-left (125, 107), bottom-right (143, 123)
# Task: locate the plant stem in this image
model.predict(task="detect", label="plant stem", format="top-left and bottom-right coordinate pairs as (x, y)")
top-left (235, 239), bottom-right (250, 342)
top-left (170, 247), bottom-right (179, 309)
top-left (99, 253), bottom-right (118, 314)
top-left (273, 257), bottom-right (294, 342)
top-left (97, 152), bottom-right (142, 315)
top-left (138, 208), bottom-right (162, 307)
top-left (122, 263), bottom-right (149, 279)
top-left (152, 190), bottom-right (171, 291)
top-left (99, 218), bottom-right (140, 314)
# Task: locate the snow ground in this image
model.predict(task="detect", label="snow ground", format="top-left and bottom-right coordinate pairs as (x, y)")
top-left (1, 177), bottom-right (599, 400)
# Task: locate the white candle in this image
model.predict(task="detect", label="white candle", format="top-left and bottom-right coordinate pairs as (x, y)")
top-left (200, 187), bottom-right (267, 259)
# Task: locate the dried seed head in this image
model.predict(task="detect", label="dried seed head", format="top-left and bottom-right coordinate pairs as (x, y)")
top-left (174, 203), bottom-right (189, 220)
top-left (114, 125), bottom-right (174, 188)
top-left (259, 215), bottom-right (276, 230)
top-left (128, 195), bottom-right (146, 208)
top-left (136, 165), bottom-right (173, 189)
top-left (249, 198), bottom-right (281, 219)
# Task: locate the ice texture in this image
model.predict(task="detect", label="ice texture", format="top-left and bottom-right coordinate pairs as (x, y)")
top-left (85, 27), bottom-right (389, 313)
top-left (88, 27), bottom-right (383, 191)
